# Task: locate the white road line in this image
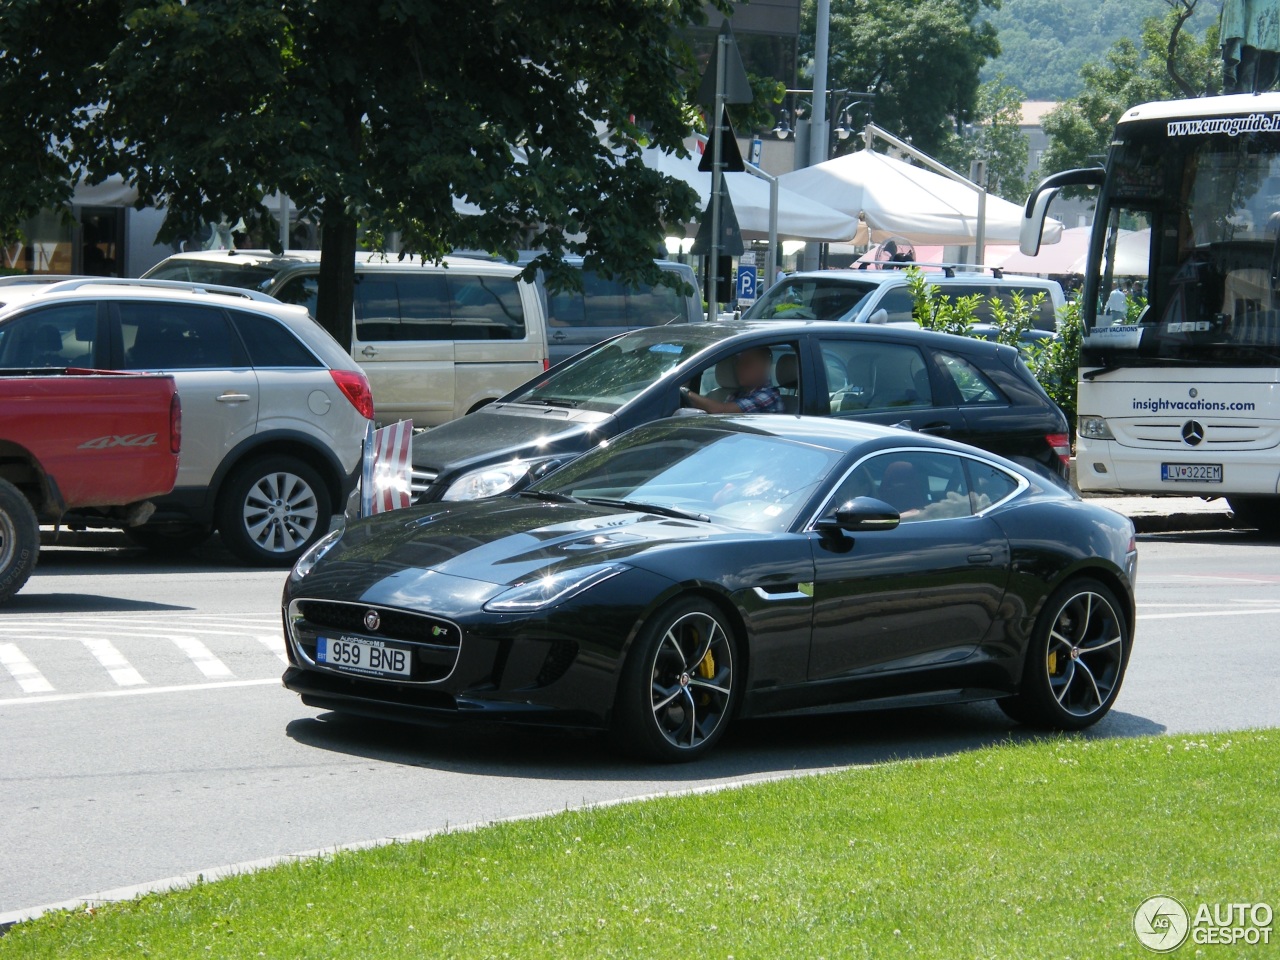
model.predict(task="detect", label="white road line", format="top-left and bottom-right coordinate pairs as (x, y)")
top-left (255, 634), bottom-right (290, 666)
top-left (167, 636), bottom-right (233, 679)
top-left (0, 643), bottom-right (54, 694)
top-left (1137, 607), bottom-right (1280, 621)
top-left (0, 677), bottom-right (278, 707)
top-left (78, 638), bottom-right (146, 687)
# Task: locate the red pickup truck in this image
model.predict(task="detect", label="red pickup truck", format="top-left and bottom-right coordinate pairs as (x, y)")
top-left (0, 368), bottom-right (181, 602)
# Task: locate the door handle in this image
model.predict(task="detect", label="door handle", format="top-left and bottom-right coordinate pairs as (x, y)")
top-left (216, 392), bottom-right (251, 403)
top-left (361, 345), bottom-right (378, 358)
top-left (918, 422), bottom-right (952, 435)
top-left (551, 331), bottom-right (567, 341)
top-left (967, 553), bottom-right (994, 565)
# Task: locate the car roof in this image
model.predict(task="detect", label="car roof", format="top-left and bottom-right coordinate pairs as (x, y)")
top-left (650, 318), bottom-right (1016, 358)
top-left (779, 269), bottom-right (1057, 287)
top-left (148, 250), bottom-right (521, 277)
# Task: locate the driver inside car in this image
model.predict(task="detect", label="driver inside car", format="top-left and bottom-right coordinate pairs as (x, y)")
top-left (681, 346), bottom-right (785, 414)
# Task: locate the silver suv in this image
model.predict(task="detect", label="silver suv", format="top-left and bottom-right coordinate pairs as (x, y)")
top-left (0, 279), bottom-right (373, 565)
top-left (744, 268), bottom-right (1065, 330)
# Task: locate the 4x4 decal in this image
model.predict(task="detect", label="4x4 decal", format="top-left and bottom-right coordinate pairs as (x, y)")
top-left (77, 433), bottom-right (158, 449)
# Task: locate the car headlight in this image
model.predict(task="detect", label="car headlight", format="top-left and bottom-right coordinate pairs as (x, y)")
top-left (290, 528), bottom-right (343, 580)
top-left (442, 461), bottom-right (532, 501)
top-left (484, 563), bottom-right (629, 612)
top-left (1077, 416), bottom-right (1115, 441)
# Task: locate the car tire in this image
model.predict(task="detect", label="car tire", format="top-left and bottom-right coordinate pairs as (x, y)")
top-left (217, 456), bottom-right (332, 567)
top-left (0, 478), bottom-right (39, 604)
top-left (999, 577), bottom-right (1131, 730)
top-left (1228, 497), bottom-right (1280, 537)
top-left (613, 596), bottom-right (740, 763)
top-left (123, 523), bottom-right (213, 555)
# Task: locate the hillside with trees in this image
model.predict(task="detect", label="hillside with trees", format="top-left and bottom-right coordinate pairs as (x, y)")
top-left (982, 0), bottom-right (1221, 100)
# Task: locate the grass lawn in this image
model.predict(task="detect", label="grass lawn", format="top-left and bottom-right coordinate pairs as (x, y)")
top-left (2, 730), bottom-right (1277, 958)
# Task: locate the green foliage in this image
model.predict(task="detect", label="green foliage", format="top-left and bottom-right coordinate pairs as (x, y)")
top-left (1026, 300), bottom-right (1084, 430)
top-left (981, 0), bottom-right (1219, 100)
top-left (805, 0), bottom-right (1001, 156)
top-left (937, 77), bottom-right (1032, 202)
top-left (1041, 8), bottom-right (1222, 178)
top-left (906, 267), bottom-right (981, 336)
top-left (0, 0), bottom-right (722, 344)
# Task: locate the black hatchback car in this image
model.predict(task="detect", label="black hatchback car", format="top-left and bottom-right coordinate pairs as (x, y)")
top-left (408, 322), bottom-right (1070, 504)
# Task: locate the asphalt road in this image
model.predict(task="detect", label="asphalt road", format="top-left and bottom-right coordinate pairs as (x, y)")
top-left (3, 526), bottom-right (1279, 922)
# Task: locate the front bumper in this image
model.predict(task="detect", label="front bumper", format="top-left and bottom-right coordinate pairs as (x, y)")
top-left (1076, 436), bottom-right (1280, 496)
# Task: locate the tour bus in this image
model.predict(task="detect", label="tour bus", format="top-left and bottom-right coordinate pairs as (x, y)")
top-left (1021, 93), bottom-right (1280, 534)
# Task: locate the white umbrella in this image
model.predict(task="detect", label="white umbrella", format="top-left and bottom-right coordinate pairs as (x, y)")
top-left (643, 149), bottom-right (864, 243)
top-left (779, 149), bottom-right (1063, 247)
top-left (1071, 228), bottom-right (1150, 277)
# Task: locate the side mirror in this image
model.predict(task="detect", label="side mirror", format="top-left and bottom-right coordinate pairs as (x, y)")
top-left (868, 308), bottom-right (889, 324)
top-left (1020, 168), bottom-right (1105, 256)
top-left (818, 496), bottom-right (901, 533)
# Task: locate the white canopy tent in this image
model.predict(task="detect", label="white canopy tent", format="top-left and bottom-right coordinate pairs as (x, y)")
top-left (642, 149), bottom-right (863, 243)
top-left (986, 226), bottom-right (1093, 273)
top-left (779, 149), bottom-right (1063, 249)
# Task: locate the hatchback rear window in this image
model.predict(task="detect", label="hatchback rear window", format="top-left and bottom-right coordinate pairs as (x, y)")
top-left (744, 277), bottom-right (880, 321)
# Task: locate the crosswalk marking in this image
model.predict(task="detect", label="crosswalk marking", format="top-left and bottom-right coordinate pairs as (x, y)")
top-left (78, 637), bottom-right (146, 687)
top-left (166, 636), bottom-right (233, 679)
top-left (0, 643), bottom-right (55, 693)
top-left (256, 634), bottom-right (290, 666)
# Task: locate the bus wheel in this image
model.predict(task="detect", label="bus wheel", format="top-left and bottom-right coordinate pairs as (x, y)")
top-left (1228, 497), bottom-right (1280, 537)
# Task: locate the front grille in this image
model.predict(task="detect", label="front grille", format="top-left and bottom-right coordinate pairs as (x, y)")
top-left (288, 599), bottom-right (461, 683)
top-left (410, 467), bottom-right (438, 503)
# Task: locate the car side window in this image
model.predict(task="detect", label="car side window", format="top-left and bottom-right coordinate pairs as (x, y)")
top-left (873, 287), bottom-right (914, 323)
top-left (937, 352), bottom-right (1006, 405)
top-left (274, 274), bottom-right (319, 319)
top-left (229, 310), bottom-right (323, 368)
top-left (817, 339), bottom-right (933, 414)
top-left (581, 271), bottom-right (628, 328)
top-left (628, 277), bottom-right (686, 327)
top-left (448, 274), bottom-right (526, 340)
top-left (965, 459), bottom-right (1021, 512)
top-left (396, 273), bottom-right (452, 341)
top-left (825, 451), bottom-right (973, 524)
top-left (692, 342), bottom-right (801, 413)
top-left (117, 301), bottom-right (242, 370)
top-left (353, 276), bottom-right (401, 342)
top-left (0, 304), bottom-right (98, 368)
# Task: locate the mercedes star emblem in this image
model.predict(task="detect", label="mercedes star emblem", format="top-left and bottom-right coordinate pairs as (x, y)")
top-left (363, 609), bottom-right (381, 632)
top-left (1181, 420), bottom-right (1205, 446)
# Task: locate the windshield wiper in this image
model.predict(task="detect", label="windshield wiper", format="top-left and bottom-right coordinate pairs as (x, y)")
top-left (519, 396), bottom-right (579, 408)
top-left (584, 498), bottom-right (710, 523)
top-left (519, 489), bottom-right (582, 504)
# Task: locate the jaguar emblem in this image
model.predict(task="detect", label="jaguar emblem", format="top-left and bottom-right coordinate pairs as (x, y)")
top-left (363, 609), bottom-right (381, 632)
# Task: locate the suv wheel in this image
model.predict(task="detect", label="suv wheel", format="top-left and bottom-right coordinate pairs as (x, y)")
top-left (0, 478), bottom-right (39, 603)
top-left (218, 456), bottom-right (332, 567)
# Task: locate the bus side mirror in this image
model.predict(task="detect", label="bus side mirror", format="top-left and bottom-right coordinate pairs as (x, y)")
top-left (1021, 168), bottom-right (1106, 256)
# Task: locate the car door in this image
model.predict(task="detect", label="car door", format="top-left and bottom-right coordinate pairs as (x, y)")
top-left (112, 300), bottom-right (258, 492)
top-left (350, 271), bottom-right (455, 427)
top-left (805, 449), bottom-right (1011, 680)
top-left (815, 334), bottom-right (966, 437)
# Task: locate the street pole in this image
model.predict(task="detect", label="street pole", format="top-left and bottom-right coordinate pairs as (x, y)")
top-left (803, 0), bottom-right (830, 272)
top-left (707, 33), bottom-right (728, 322)
top-left (971, 159), bottom-right (988, 266)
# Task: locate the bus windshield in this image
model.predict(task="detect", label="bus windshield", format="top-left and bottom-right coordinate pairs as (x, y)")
top-left (1086, 115), bottom-right (1280, 368)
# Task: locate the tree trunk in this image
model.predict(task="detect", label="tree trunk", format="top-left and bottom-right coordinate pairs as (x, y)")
top-left (315, 201), bottom-right (357, 350)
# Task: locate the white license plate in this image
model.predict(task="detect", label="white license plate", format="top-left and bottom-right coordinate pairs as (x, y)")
top-left (1161, 463), bottom-right (1223, 482)
top-left (316, 635), bottom-right (412, 677)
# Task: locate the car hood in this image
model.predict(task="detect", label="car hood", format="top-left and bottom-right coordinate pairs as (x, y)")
top-left (411, 406), bottom-right (612, 473)
top-left (294, 498), bottom-right (733, 607)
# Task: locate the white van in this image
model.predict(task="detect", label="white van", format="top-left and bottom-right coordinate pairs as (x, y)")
top-left (143, 252), bottom-right (549, 426)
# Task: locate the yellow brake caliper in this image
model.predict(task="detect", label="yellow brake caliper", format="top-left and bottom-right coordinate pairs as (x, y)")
top-left (695, 642), bottom-right (716, 705)
top-left (1047, 649), bottom-right (1058, 675)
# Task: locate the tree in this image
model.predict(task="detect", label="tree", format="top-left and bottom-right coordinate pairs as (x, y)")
top-left (0, 0), bottom-right (719, 346)
top-left (937, 78), bottom-right (1031, 202)
top-left (1041, 7), bottom-right (1221, 176)
top-left (804, 0), bottom-right (1000, 157)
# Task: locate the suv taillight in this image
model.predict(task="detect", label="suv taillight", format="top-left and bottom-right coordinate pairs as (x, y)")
top-left (1046, 432), bottom-right (1071, 469)
top-left (331, 369), bottom-right (375, 420)
top-left (170, 393), bottom-right (182, 455)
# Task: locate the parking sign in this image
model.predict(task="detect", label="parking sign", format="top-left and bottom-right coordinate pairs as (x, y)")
top-left (736, 264), bottom-right (758, 304)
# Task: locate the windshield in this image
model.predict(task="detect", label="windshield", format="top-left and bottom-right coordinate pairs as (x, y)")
top-left (145, 260), bottom-right (279, 292)
top-left (1085, 115), bottom-right (1280, 367)
top-left (533, 422), bottom-right (841, 532)
top-left (505, 327), bottom-right (718, 413)
top-left (742, 277), bottom-right (880, 321)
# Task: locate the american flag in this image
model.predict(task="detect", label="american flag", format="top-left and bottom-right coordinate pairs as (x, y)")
top-left (361, 419), bottom-right (414, 516)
